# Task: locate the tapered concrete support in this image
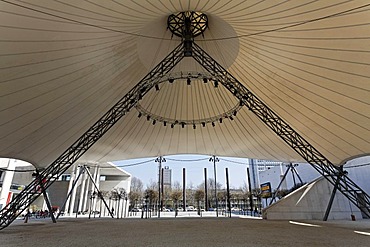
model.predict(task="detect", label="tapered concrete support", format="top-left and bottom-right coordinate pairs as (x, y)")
top-left (64, 164), bottom-right (76, 215)
top-left (92, 166), bottom-right (100, 212)
top-left (82, 168), bottom-right (91, 212)
top-left (78, 168), bottom-right (87, 213)
top-left (0, 159), bottom-right (15, 210)
top-left (69, 165), bottom-right (80, 215)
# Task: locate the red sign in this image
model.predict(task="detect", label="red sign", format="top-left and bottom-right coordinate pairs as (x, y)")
top-left (6, 192), bottom-right (12, 205)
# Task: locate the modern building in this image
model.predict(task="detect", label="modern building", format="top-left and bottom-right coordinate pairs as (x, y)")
top-left (260, 156), bottom-right (370, 220)
top-left (0, 158), bottom-right (131, 217)
top-left (0, 159), bottom-right (36, 211)
top-left (248, 159), bottom-right (284, 190)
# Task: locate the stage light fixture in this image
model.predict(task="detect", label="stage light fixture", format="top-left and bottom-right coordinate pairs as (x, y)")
top-left (164, 121), bottom-right (167, 126)
top-left (152, 120), bottom-right (156, 125)
top-left (202, 122), bottom-right (206, 127)
top-left (214, 80), bottom-right (218, 88)
top-left (193, 124), bottom-right (196, 129)
top-left (155, 84), bottom-right (160, 91)
top-left (147, 115), bottom-right (150, 121)
top-left (229, 116), bottom-right (234, 120)
top-left (138, 113), bottom-right (142, 118)
top-left (187, 78), bottom-right (191, 85)
top-left (171, 124), bottom-right (174, 128)
top-left (181, 122), bottom-right (185, 128)
top-left (169, 78), bottom-right (174, 83)
top-left (212, 122), bottom-right (215, 127)
top-left (219, 118), bottom-right (222, 123)
top-left (203, 77), bottom-right (208, 83)
top-left (233, 111), bottom-right (237, 116)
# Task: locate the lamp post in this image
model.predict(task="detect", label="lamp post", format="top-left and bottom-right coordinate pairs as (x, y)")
top-left (89, 191), bottom-right (96, 219)
top-left (145, 196), bottom-right (149, 219)
top-left (209, 155), bottom-right (219, 217)
top-left (155, 156), bottom-right (166, 218)
top-left (124, 196), bottom-right (128, 218)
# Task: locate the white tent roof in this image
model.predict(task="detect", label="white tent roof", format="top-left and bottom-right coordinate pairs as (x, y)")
top-left (0, 1), bottom-right (369, 168)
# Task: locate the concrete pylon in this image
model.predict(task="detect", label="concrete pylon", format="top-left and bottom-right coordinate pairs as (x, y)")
top-left (0, 159), bottom-right (15, 210)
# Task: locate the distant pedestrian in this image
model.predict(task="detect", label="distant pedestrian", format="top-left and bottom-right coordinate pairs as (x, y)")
top-left (24, 209), bottom-right (30, 223)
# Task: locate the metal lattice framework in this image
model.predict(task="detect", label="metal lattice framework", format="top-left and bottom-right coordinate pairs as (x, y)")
top-left (0, 43), bottom-right (185, 229)
top-left (167, 11), bottom-right (208, 38)
top-left (1, 12), bottom-right (369, 229)
top-left (191, 42), bottom-right (370, 218)
top-left (135, 70), bottom-right (243, 128)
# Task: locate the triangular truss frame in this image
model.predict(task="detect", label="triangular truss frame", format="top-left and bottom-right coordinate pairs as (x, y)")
top-left (1, 28), bottom-right (369, 230)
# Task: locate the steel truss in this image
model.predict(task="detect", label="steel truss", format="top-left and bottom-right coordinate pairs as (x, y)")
top-left (0, 43), bottom-right (185, 229)
top-left (1, 26), bottom-right (369, 229)
top-left (191, 42), bottom-right (370, 218)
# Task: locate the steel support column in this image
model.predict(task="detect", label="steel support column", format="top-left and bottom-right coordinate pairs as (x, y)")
top-left (191, 42), bottom-right (370, 218)
top-left (323, 168), bottom-right (344, 221)
top-left (0, 43), bottom-right (185, 229)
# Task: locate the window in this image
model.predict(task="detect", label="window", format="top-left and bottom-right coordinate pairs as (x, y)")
top-left (59, 174), bottom-right (71, 181)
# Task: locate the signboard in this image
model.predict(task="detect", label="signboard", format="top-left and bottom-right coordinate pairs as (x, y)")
top-left (260, 182), bottom-right (272, 198)
top-left (163, 167), bottom-right (172, 185)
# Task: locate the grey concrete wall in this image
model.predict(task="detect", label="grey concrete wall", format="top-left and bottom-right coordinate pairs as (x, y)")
top-left (262, 177), bottom-right (362, 220)
top-left (48, 181), bottom-right (69, 209)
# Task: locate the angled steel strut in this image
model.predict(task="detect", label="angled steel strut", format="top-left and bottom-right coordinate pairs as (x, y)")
top-left (191, 42), bottom-right (370, 218)
top-left (0, 43), bottom-right (185, 229)
top-left (1, 11), bottom-right (369, 230)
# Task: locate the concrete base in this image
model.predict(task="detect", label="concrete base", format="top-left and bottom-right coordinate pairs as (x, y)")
top-left (262, 177), bottom-right (362, 220)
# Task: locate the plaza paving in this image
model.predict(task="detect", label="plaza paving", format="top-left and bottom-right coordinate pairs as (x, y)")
top-left (0, 215), bottom-right (369, 247)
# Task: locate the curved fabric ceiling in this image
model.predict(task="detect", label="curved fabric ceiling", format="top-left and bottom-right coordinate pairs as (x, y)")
top-left (0, 0), bottom-right (369, 168)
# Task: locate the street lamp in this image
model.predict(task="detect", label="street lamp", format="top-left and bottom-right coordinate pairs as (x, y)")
top-left (124, 196), bottom-right (128, 218)
top-left (89, 191), bottom-right (97, 219)
top-left (209, 155), bottom-right (219, 217)
top-left (145, 196), bottom-right (149, 219)
top-left (155, 156), bottom-right (166, 218)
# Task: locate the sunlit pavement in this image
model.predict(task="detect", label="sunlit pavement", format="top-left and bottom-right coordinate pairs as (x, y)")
top-left (2, 216), bottom-right (369, 247)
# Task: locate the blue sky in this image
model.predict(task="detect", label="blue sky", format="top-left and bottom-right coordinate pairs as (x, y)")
top-left (113, 154), bottom-right (250, 189)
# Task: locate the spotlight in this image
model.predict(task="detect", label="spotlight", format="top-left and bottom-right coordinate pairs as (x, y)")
top-left (169, 78), bottom-right (174, 83)
top-left (138, 87), bottom-right (146, 100)
top-left (219, 118), bottom-right (222, 123)
top-left (193, 124), bottom-right (196, 129)
top-left (181, 122), bottom-right (185, 128)
top-left (202, 122), bottom-right (206, 127)
top-left (187, 78), bottom-right (191, 85)
top-left (203, 77), bottom-right (208, 83)
top-left (164, 121), bottom-right (167, 127)
top-left (155, 84), bottom-right (160, 91)
top-left (138, 113), bottom-right (142, 118)
top-left (214, 80), bottom-right (218, 88)
top-left (171, 123), bottom-right (174, 128)
top-left (212, 122), bottom-right (215, 127)
top-left (239, 101), bottom-right (243, 106)
top-left (233, 111), bottom-right (237, 116)
top-left (147, 115), bottom-right (150, 121)
top-left (229, 116), bottom-right (234, 120)
top-left (152, 120), bottom-right (156, 125)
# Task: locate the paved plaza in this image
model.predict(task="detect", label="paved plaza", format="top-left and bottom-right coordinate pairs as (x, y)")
top-left (0, 216), bottom-right (369, 247)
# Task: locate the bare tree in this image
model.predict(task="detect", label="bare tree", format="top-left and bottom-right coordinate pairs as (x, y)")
top-left (146, 179), bottom-right (158, 190)
top-left (170, 190), bottom-right (182, 216)
top-left (197, 178), bottom-right (222, 208)
top-left (130, 177), bottom-right (144, 193)
top-left (128, 191), bottom-right (141, 210)
top-left (172, 181), bottom-right (182, 190)
top-left (194, 189), bottom-right (205, 215)
top-left (144, 188), bottom-right (158, 217)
